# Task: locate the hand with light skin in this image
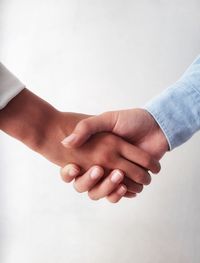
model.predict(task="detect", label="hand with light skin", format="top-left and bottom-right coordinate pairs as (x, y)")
top-left (0, 90), bottom-right (160, 203)
top-left (60, 109), bottom-right (169, 202)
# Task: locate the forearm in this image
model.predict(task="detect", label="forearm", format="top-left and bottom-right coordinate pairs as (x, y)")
top-left (0, 88), bottom-right (60, 151)
top-left (0, 64), bottom-right (69, 164)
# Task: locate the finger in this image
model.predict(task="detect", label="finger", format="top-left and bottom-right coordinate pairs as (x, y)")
top-left (73, 166), bottom-right (104, 193)
top-left (60, 164), bottom-right (81, 183)
top-left (124, 192), bottom-right (137, 198)
top-left (106, 184), bottom-right (127, 203)
top-left (118, 159), bottom-right (152, 185)
top-left (120, 140), bottom-right (161, 174)
top-left (61, 112), bottom-right (116, 148)
top-left (123, 177), bottom-right (144, 193)
top-left (106, 176), bottom-right (143, 203)
top-left (88, 169), bottom-right (124, 200)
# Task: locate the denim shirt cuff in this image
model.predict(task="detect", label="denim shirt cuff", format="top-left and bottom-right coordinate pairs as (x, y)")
top-left (143, 82), bottom-right (200, 150)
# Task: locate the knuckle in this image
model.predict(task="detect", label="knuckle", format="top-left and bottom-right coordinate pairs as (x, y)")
top-left (133, 171), bottom-right (143, 183)
top-left (98, 151), bottom-right (117, 165)
top-left (143, 155), bottom-right (153, 169)
top-left (107, 197), bottom-right (119, 204)
top-left (60, 171), bottom-right (71, 183)
top-left (135, 170), bottom-right (151, 185)
top-left (144, 173), bottom-right (152, 185)
top-left (143, 154), bottom-right (161, 174)
top-left (88, 191), bottom-right (99, 201)
top-left (73, 181), bottom-right (84, 193)
top-left (155, 162), bottom-right (161, 174)
top-left (144, 156), bottom-right (159, 174)
top-left (77, 119), bottom-right (90, 132)
top-left (97, 153), bottom-right (108, 164)
top-left (136, 184), bottom-right (144, 193)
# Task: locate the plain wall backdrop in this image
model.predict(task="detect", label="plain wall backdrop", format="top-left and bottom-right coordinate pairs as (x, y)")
top-left (1, 1), bottom-right (200, 262)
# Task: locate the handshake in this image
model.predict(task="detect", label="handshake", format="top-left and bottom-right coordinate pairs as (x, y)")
top-left (0, 88), bottom-right (169, 203)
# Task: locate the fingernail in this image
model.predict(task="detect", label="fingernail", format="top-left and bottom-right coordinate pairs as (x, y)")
top-left (111, 170), bottom-right (123, 183)
top-left (117, 185), bottom-right (127, 195)
top-left (62, 165), bottom-right (79, 177)
top-left (61, 134), bottom-right (77, 146)
top-left (90, 167), bottom-right (102, 180)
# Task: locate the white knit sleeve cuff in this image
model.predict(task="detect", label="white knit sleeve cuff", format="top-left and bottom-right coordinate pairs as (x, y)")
top-left (0, 63), bottom-right (25, 110)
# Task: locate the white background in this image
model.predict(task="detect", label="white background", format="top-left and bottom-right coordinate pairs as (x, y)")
top-left (1, 0), bottom-right (200, 262)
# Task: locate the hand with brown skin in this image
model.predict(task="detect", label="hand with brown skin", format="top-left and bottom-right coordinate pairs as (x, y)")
top-left (0, 89), bottom-right (160, 202)
top-left (60, 109), bottom-right (169, 202)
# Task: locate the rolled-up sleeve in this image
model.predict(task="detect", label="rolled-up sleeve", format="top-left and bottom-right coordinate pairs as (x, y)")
top-left (0, 63), bottom-right (25, 110)
top-left (144, 55), bottom-right (200, 150)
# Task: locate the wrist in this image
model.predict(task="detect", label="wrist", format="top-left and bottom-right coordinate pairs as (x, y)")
top-left (145, 110), bottom-right (169, 149)
top-left (137, 108), bottom-right (169, 159)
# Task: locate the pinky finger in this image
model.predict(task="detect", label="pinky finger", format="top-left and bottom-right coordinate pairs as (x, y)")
top-left (106, 184), bottom-right (127, 203)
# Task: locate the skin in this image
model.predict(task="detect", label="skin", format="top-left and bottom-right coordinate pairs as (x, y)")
top-left (0, 89), bottom-right (160, 202)
top-left (60, 109), bottom-right (169, 202)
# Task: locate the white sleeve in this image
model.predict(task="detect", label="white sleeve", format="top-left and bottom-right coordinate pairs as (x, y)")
top-left (0, 63), bottom-right (25, 110)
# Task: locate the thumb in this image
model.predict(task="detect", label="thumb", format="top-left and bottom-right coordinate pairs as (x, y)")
top-left (61, 112), bottom-right (116, 148)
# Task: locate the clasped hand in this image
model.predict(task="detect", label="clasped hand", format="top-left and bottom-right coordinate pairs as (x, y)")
top-left (59, 109), bottom-right (168, 203)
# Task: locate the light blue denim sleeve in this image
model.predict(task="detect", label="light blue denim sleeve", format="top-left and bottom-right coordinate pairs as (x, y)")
top-left (144, 55), bottom-right (200, 150)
